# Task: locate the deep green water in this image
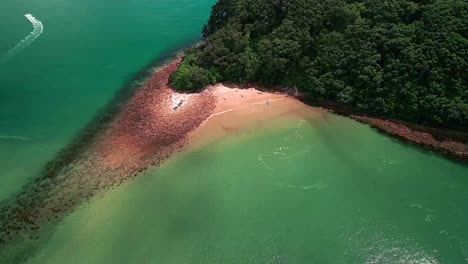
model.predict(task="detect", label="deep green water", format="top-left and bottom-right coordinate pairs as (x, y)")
top-left (1, 0), bottom-right (468, 263)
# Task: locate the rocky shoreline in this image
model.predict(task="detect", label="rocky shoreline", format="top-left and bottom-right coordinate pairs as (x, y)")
top-left (350, 115), bottom-right (468, 163)
top-left (0, 58), bottom-right (217, 257)
top-left (0, 57), bottom-right (307, 258)
top-left (228, 82), bottom-right (468, 163)
top-left (303, 100), bottom-right (468, 164)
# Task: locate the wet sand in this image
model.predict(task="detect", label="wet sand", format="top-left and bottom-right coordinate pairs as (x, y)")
top-left (186, 84), bottom-right (326, 150)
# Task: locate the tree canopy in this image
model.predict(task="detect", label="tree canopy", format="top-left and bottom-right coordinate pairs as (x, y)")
top-left (169, 0), bottom-right (468, 129)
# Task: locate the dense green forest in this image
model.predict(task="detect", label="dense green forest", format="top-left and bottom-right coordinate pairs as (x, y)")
top-left (169, 0), bottom-right (467, 129)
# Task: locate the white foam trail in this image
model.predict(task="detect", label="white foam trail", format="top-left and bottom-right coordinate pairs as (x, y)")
top-left (273, 151), bottom-right (286, 155)
top-left (258, 155), bottom-right (274, 171)
top-left (0, 136), bottom-right (31, 141)
top-left (1, 14), bottom-right (43, 62)
top-left (295, 130), bottom-right (303, 139)
top-left (287, 183), bottom-right (328, 191)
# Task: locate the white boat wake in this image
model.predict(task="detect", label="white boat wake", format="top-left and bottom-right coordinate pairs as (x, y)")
top-left (1, 14), bottom-right (43, 62)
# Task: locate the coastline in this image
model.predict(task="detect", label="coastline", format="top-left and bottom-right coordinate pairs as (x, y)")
top-left (300, 100), bottom-right (468, 163)
top-left (350, 115), bottom-right (468, 163)
top-left (0, 58), bottom-right (216, 249)
top-left (202, 81), bottom-right (468, 163)
top-left (2, 56), bottom-right (466, 258)
top-left (0, 57), bottom-right (321, 250)
top-left (124, 57), bottom-right (468, 165)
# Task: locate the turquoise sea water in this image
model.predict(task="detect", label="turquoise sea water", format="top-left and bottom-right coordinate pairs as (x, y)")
top-left (1, 0), bottom-right (468, 263)
top-left (0, 0), bottom-right (215, 201)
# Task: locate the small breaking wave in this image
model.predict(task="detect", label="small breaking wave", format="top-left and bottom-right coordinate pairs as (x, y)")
top-left (1, 14), bottom-right (43, 62)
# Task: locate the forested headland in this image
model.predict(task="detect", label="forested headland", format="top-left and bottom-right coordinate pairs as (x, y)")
top-left (169, 0), bottom-right (467, 130)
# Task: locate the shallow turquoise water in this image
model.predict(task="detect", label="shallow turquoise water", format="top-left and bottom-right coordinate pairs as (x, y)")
top-left (0, 0), bottom-right (215, 200)
top-left (1, 0), bottom-right (468, 263)
top-left (22, 114), bottom-right (468, 264)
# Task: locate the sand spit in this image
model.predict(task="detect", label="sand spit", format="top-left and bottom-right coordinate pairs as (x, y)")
top-left (0, 59), bottom-right (316, 258)
top-left (0, 59), bottom-right (217, 251)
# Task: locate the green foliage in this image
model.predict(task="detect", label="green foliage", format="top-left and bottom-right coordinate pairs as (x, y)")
top-left (170, 0), bottom-right (468, 129)
top-left (169, 54), bottom-right (218, 91)
top-left (202, 0), bottom-right (236, 38)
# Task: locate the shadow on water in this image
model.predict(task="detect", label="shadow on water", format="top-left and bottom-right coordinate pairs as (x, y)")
top-left (0, 38), bottom-right (199, 263)
top-left (309, 113), bottom-right (371, 174)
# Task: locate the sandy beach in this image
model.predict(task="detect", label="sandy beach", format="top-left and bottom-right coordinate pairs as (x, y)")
top-left (96, 66), bottom-right (325, 167)
top-left (186, 84), bottom-right (326, 149)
